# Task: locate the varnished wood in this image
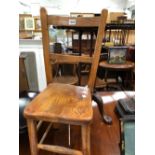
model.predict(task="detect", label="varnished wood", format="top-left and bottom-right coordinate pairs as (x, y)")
top-left (82, 125), bottom-right (90, 155)
top-left (99, 60), bottom-right (135, 70)
top-left (47, 15), bottom-right (100, 27)
top-left (87, 9), bottom-right (108, 92)
top-left (99, 61), bottom-right (135, 89)
top-left (40, 7), bottom-right (108, 90)
top-left (24, 83), bottom-right (93, 125)
top-left (50, 53), bottom-right (92, 64)
top-left (52, 76), bottom-right (79, 85)
top-left (21, 91), bottom-right (135, 155)
top-left (40, 8), bottom-right (52, 84)
top-left (38, 144), bottom-right (82, 155)
top-left (27, 119), bottom-right (38, 155)
top-left (95, 77), bottom-right (117, 88)
top-left (24, 7), bottom-right (108, 155)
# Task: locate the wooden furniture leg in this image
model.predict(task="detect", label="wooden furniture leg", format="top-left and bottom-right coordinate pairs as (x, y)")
top-left (92, 93), bottom-right (112, 124)
top-left (104, 69), bottom-right (108, 89)
top-left (82, 124), bottom-right (91, 155)
top-left (27, 119), bottom-right (38, 155)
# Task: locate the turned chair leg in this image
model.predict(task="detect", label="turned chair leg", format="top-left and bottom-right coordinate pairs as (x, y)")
top-left (81, 124), bottom-right (91, 155)
top-left (27, 119), bottom-right (38, 155)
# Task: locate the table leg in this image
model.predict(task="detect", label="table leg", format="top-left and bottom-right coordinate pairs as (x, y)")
top-left (131, 69), bottom-right (135, 90)
top-left (27, 119), bottom-right (38, 155)
top-left (92, 93), bottom-right (112, 124)
top-left (104, 69), bottom-right (108, 89)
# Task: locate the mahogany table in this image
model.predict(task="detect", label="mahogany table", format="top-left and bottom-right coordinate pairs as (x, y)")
top-left (99, 60), bottom-right (135, 89)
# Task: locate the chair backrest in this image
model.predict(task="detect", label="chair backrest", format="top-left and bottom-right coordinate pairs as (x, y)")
top-left (40, 7), bottom-right (108, 92)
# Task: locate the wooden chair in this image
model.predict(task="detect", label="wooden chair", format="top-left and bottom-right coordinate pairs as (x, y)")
top-left (24, 7), bottom-right (108, 155)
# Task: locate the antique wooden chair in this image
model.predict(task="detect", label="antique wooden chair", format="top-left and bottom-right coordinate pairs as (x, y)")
top-left (24, 7), bottom-right (108, 155)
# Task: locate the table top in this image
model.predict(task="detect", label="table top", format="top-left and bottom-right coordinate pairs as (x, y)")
top-left (99, 60), bottom-right (135, 70)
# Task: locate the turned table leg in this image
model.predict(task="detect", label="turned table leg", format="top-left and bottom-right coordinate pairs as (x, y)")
top-left (27, 119), bottom-right (38, 155)
top-left (81, 124), bottom-right (91, 155)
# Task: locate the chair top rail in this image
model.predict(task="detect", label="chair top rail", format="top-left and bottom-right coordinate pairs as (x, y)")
top-left (47, 15), bottom-right (100, 27)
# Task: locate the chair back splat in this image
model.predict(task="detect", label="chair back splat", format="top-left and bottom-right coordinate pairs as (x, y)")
top-left (40, 7), bottom-right (108, 92)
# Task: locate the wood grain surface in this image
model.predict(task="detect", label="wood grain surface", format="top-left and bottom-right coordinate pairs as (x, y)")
top-left (24, 83), bottom-right (93, 125)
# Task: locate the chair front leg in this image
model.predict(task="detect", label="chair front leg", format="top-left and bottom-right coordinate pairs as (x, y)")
top-left (27, 119), bottom-right (38, 155)
top-left (81, 124), bottom-right (91, 155)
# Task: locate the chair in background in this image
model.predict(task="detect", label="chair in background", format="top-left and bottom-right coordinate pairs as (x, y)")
top-left (24, 7), bottom-right (108, 155)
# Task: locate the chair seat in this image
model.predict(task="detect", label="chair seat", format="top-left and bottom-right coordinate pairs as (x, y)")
top-left (24, 83), bottom-right (93, 125)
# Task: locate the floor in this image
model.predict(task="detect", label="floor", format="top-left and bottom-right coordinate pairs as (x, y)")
top-left (19, 92), bottom-right (121, 155)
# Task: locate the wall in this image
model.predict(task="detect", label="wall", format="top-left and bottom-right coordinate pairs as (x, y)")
top-left (19, 0), bottom-right (134, 16)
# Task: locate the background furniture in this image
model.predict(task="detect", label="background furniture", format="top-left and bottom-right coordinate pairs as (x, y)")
top-left (99, 60), bottom-right (135, 90)
top-left (19, 55), bottom-right (29, 92)
top-left (19, 54), bottom-right (39, 134)
top-left (24, 7), bottom-right (108, 155)
top-left (19, 91), bottom-right (39, 134)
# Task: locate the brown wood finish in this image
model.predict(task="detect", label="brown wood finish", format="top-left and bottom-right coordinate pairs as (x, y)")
top-left (52, 76), bottom-right (79, 85)
top-left (47, 16), bottom-right (100, 27)
top-left (99, 60), bottom-right (135, 89)
top-left (41, 8), bottom-right (79, 85)
top-left (38, 144), bottom-right (82, 155)
top-left (21, 91), bottom-right (134, 155)
top-left (40, 8), bottom-right (52, 84)
top-left (41, 7), bottom-right (108, 90)
top-left (50, 53), bottom-right (92, 64)
top-left (82, 125), bottom-right (90, 155)
top-left (24, 7), bottom-right (108, 155)
top-left (27, 119), bottom-right (38, 155)
top-left (24, 83), bottom-right (93, 125)
top-left (87, 9), bottom-right (108, 92)
top-left (99, 60), bottom-right (135, 70)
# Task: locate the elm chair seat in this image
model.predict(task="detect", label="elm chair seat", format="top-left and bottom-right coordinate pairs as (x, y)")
top-left (24, 83), bottom-right (93, 124)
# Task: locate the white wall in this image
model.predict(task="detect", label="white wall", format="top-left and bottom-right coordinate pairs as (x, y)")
top-left (19, 0), bottom-right (134, 15)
